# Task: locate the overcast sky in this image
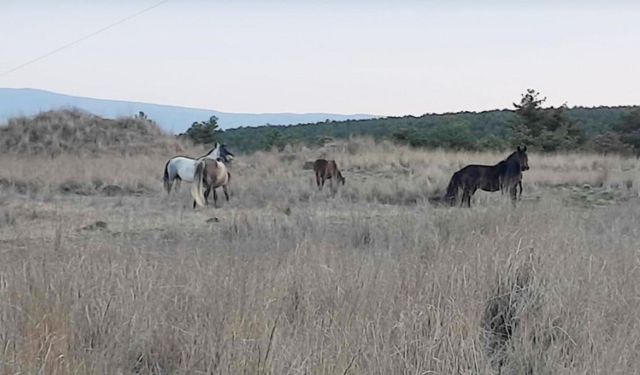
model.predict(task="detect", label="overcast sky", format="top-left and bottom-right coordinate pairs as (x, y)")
top-left (1, 1), bottom-right (639, 116)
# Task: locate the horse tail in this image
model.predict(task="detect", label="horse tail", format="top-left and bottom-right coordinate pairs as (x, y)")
top-left (444, 171), bottom-right (461, 205)
top-left (163, 159), bottom-right (172, 193)
top-left (191, 160), bottom-right (207, 208)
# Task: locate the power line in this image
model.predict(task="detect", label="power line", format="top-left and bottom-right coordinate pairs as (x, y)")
top-left (0, 0), bottom-right (170, 78)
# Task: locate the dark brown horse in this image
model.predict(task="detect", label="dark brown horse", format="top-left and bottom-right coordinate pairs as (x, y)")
top-left (444, 147), bottom-right (529, 207)
top-left (313, 159), bottom-right (345, 190)
top-left (191, 158), bottom-right (231, 208)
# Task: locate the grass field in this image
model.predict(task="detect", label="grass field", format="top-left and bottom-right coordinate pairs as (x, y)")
top-left (1, 139), bottom-right (639, 374)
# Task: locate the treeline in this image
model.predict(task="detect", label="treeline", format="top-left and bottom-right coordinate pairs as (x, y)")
top-left (181, 90), bottom-right (639, 155)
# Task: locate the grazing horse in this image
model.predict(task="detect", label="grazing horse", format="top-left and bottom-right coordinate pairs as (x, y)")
top-left (313, 159), bottom-right (345, 190)
top-left (191, 158), bottom-right (231, 208)
top-left (163, 143), bottom-right (234, 194)
top-left (444, 146), bottom-right (529, 207)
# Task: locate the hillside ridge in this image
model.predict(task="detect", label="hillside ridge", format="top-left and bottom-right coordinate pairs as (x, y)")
top-left (0, 88), bottom-right (375, 133)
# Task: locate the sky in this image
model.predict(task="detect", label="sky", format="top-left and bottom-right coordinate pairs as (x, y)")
top-left (1, 1), bottom-right (639, 116)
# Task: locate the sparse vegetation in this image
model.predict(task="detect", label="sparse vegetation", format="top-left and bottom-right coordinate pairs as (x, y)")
top-left (0, 134), bottom-right (639, 373)
top-left (0, 109), bottom-right (184, 156)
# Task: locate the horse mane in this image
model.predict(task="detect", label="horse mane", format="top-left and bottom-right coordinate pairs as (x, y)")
top-left (198, 143), bottom-right (220, 160)
top-left (504, 151), bottom-right (523, 167)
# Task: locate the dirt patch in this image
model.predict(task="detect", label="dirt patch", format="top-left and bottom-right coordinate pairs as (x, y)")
top-left (56, 182), bottom-right (155, 197)
top-left (560, 185), bottom-right (634, 207)
top-left (0, 177), bottom-right (43, 194)
top-left (80, 221), bottom-right (108, 231)
top-left (101, 185), bottom-right (124, 196)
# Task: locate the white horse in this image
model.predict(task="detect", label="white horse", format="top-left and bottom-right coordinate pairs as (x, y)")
top-left (163, 143), bottom-right (234, 193)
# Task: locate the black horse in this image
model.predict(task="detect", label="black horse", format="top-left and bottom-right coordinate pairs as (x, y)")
top-left (444, 147), bottom-right (529, 207)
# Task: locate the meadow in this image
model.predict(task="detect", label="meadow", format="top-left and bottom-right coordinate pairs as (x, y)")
top-left (1, 138), bottom-right (639, 374)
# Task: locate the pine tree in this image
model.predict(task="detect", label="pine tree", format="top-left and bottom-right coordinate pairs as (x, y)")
top-left (182, 116), bottom-right (221, 145)
top-left (511, 89), bottom-right (584, 151)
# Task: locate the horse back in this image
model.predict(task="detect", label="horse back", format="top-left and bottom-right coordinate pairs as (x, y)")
top-left (313, 159), bottom-right (329, 174)
top-left (456, 164), bottom-right (502, 191)
top-left (314, 158), bottom-right (343, 179)
top-left (203, 159), bottom-right (229, 187)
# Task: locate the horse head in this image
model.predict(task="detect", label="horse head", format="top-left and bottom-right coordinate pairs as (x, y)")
top-left (515, 146), bottom-right (529, 171)
top-left (218, 144), bottom-right (235, 164)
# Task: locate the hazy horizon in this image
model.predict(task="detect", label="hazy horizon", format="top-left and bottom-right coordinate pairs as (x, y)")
top-left (2, 1), bottom-right (639, 116)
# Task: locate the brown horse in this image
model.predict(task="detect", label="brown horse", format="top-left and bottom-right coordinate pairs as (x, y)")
top-left (191, 158), bottom-right (231, 208)
top-left (444, 147), bottom-right (529, 207)
top-left (313, 159), bottom-right (345, 190)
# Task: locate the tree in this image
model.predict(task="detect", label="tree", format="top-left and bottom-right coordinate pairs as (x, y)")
top-left (181, 116), bottom-right (221, 145)
top-left (427, 121), bottom-right (475, 150)
top-left (589, 132), bottom-right (630, 155)
top-left (612, 108), bottom-right (640, 155)
top-left (511, 89), bottom-right (584, 151)
top-left (265, 129), bottom-right (287, 151)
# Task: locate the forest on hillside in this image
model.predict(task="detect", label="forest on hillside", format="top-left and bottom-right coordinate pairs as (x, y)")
top-left (109, 89), bottom-right (637, 155)
top-left (217, 104), bottom-right (636, 154)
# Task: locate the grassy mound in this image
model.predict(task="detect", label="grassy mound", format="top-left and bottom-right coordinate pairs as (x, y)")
top-left (0, 109), bottom-right (184, 156)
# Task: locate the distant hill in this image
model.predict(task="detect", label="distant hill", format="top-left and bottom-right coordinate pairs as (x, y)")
top-left (222, 106), bottom-right (638, 153)
top-left (0, 109), bottom-right (183, 156)
top-left (0, 88), bottom-right (375, 133)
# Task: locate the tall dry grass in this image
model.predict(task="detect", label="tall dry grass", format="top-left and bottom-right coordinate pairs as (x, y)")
top-left (0, 138), bottom-right (639, 374)
top-left (0, 109), bottom-right (183, 157)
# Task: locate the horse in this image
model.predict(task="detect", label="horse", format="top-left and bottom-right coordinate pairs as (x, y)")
top-left (313, 159), bottom-right (345, 190)
top-left (444, 146), bottom-right (529, 207)
top-left (163, 143), bottom-right (234, 194)
top-left (191, 158), bottom-right (231, 208)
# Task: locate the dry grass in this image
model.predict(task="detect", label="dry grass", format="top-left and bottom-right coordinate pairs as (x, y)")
top-left (0, 138), bottom-right (639, 374)
top-left (0, 109), bottom-right (184, 157)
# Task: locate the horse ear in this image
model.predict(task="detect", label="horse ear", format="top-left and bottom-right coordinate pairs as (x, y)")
top-left (523, 146), bottom-right (527, 152)
top-left (517, 146), bottom-right (521, 152)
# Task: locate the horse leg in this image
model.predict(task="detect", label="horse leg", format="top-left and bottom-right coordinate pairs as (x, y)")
top-left (316, 173), bottom-right (322, 190)
top-left (461, 189), bottom-right (469, 207)
top-left (510, 184), bottom-right (518, 206)
top-left (331, 178), bottom-right (338, 196)
top-left (518, 181), bottom-right (523, 200)
top-left (223, 184), bottom-right (230, 201)
top-left (467, 188), bottom-right (477, 208)
top-left (174, 178), bottom-right (181, 193)
top-left (204, 187), bottom-right (212, 205)
top-left (213, 189), bottom-right (218, 208)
